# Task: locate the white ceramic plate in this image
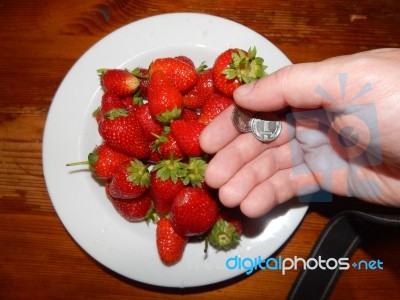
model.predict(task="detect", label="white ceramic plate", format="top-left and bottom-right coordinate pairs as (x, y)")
top-left (43, 13), bottom-right (308, 288)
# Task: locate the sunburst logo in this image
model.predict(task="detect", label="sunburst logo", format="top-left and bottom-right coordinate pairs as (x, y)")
top-left (287, 73), bottom-right (382, 202)
top-left (315, 73), bottom-right (381, 165)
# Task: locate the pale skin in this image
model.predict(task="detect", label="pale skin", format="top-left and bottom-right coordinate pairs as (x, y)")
top-left (200, 48), bottom-right (400, 218)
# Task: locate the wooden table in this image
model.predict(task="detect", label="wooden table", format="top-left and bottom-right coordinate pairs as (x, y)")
top-left (1, 1), bottom-right (399, 299)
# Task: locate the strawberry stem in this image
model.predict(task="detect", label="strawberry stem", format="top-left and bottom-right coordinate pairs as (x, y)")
top-left (196, 61), bottom-right (208, 73)
top-left (204, 236), bottom-right (209, 253)
top-left (66, 161), bottom-right (89, 167)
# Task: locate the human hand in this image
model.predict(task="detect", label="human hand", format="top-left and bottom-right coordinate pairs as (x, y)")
top-left (200, 48), bottom-right (400, 218)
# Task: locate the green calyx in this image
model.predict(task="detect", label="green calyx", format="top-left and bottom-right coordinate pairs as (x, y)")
top-left (156, 106), bottom-right (182, 124)
top-left (221, 47), bottom-right (267, 84)
top-left (181, 157), bottom-right (207, 187)
top-left (208, 219), bottom-right (241, 251)
top-left (87, 148), bottom-right (99, 172)
top-left (132, 89), bottom-right (144, 106)
top-left (131, 67), bottom-right (149, 79)
top-left (92, 106), bottom-right (101, 118)
top-left (152, 155), bottom-right (186, 184)
top-left (127, 159), bottom-right (150, 188)
top-left (97, 68), bottom-right (108, 79)
top-left (144, 205), bottom-right (159, 224)
top-left (151, 156), bottom-right (207, 187)
top-left (104, 108), bottom-right (129, 120)
top-left (151, 130), bottom-right (169, 153)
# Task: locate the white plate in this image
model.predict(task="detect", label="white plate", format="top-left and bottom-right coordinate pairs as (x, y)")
top-left (43, 13), bottom-right (308, 288)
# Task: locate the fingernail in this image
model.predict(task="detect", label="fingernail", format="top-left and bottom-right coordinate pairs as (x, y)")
top-left (234, 82), bottom-right (254, 96)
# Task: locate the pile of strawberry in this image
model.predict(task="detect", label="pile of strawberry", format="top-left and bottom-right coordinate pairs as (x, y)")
top-left (68, 47), bottom-right (267, 265)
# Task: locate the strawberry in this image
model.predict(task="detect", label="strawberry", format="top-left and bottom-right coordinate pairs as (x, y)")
top-left (99, 108), bottom-right (150, 159)
top-left (147, 70), bottom-right (183, 124)
top-left (150, 173), bottom-right (185, 215)
top-left (170, 119), bottom-right (205, 157)
top-left (98, 69), bottom-right (140, 97)
top-left (207, 207), bottom-right (243, 250)
top-left (212, 47), bottom-right (267, 97)
top-left (198, 93), bottom-right (233, 125)
top-left (105, 183), bottom-right (153, 222)
top-left (183, 68), bottom-right (215, 110)
top-left (149, 57), bottom-right (198, 93)
top-left (120, 91), bottom-right (143, 111)
top-left (147, 146), bottom-right (162, 163)
top-left (134, 103), bottom-right (164, 142)
top-left (66, 144), bottom-right (130, 180)
top-left (174, 55), bottom-right (195, 68)
top-left (93, 91), bottom-right (124, 123)
top-left (150, 157), bottom-right (186, 215)
top-left (101, 91), bottom-right (125, 115)
top-left (156, 217), bottom-right (188, 265)
top-left (152, 131), bottom-right (185, 160)
top-left (170, 187), bottom-right (218, 236)
top-left (109, 159), bottom-right (150, 199)
top-left (180, 109), bottom-right (199, 122)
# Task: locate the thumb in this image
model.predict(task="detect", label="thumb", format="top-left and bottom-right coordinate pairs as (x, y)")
top-left (233, 62), bottom-right (341, 112)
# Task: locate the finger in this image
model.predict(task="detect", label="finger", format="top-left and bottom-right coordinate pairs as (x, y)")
top-left (218, 139), bottom-right (304, 208)
top-left (233, 59), bottom-right (351, 112)
top-left (199, 105), bottom-right (238, 154)
top-left (239, 164), bottom-right (319, 218)
top-left (204, 119), bottom-right (295, 189)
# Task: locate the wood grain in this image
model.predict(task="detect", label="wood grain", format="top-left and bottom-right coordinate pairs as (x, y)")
top-left (1, 0), bottom-right (399, 299)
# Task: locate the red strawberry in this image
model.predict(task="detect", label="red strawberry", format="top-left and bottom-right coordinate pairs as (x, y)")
top-left (147, 70), bottom-right (183, 124)
top-left (98, 69), bottom-right (140, 97)
top-left (170, 187), bottom-right (218, 236)
top-left (152, 131), bottom-right (185, 160)
top-left (207, 207), bottom-right (243, 250)
top-left (101, 91), bottom-right (124, 115)
top-left (212, 47), bottom-right (267, 97)
top-left (180, 109), bottom-right (199, 122)
top-left (150, 157), bottom-right (186, 215)
top-left (120, 92), bottom-right (143, 112)
top-left (156, 217), bottom-right (188, 265)
top-left (66, 144), bottom-right (130, 180)
top-left (99, 108), bottom-right (150, 159)
top-left (198, 93), bottom-right (233, 125)
top-left (105, 183), bottom-right (153, 222)
top-left (170, 119), bottom-right (205, 157)
top-left (174, 55), bottom-right (195, 68)
top-left (150, 174), bottom-right (185, 215)
top-left (183, 68), bottom-right (215, 110)
top-left (135, 103), bottom-right (164, 142)
top-left (93, 91), bottom-right (124, 123)
top-left (109, 159), bottom-right (150, 199)
top-left (147, 146), bottom-right (162, 163)
top-left (149, 57), bottom-right (198, 93)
